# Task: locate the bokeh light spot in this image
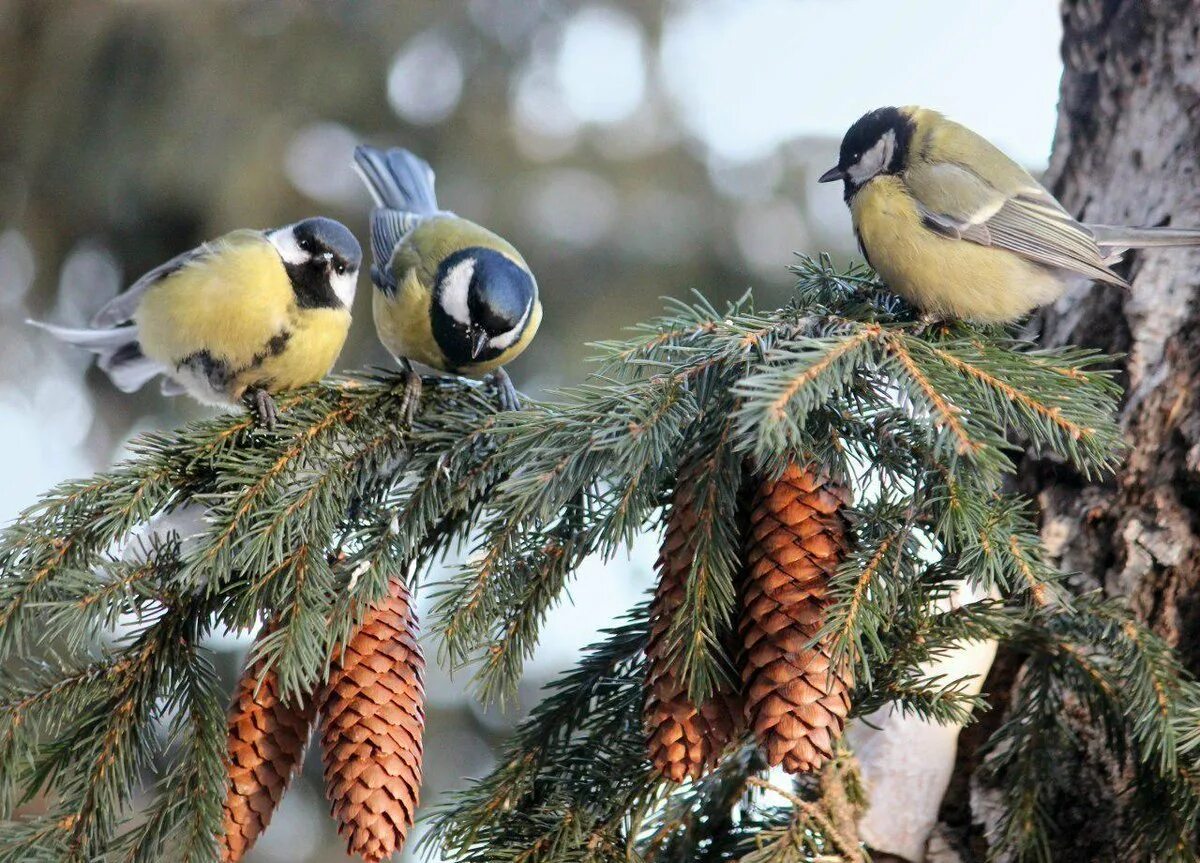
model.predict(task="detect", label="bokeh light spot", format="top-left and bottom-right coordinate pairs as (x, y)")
top-left (387, 31), bottom-right (465, 126)
top-left (556, 5), bottom-right (647, 124)
top-left (521, 169), bottom-right (619, 248)
top-left (285, 122), bottom-right (364, 205)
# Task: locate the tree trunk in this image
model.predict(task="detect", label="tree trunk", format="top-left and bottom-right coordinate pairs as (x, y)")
top-left (1035, 0), bottom-right (1200, 647)
top-left (966, 2), bottom-right (1200, 860)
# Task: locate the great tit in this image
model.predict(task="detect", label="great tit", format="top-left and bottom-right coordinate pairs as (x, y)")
top-left (819, 106), bottom-right (1200, 323)
top-left (30, 218), bottom-right (361, 427)
top-left (352, 145), bottom-right (541, 416)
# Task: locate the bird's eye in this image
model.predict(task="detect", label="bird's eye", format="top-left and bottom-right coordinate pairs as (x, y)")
top-left (298, 238), bottom-right (313, 252)
top-left (335, 263), bottom-right (346, 275)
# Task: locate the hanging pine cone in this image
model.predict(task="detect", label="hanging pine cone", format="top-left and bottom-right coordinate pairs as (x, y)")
top-left (741, 461), bottom-right (853, 774)
top-left (320, 577), bottom-right (425, 862)
top-left (645, 459), bottom-right (743, 782)
top-left (220, 634), bottom-right (318, 863)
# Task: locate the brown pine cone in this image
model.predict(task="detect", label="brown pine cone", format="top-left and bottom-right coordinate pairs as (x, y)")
top-left (220, 636), bottom-right (318, 862)
top-left (645, 459), bottom-right (743, 782)
top-left (321, 577), bottom-right (425, 862)
top-left (741, 461), bottom-right (853, 774)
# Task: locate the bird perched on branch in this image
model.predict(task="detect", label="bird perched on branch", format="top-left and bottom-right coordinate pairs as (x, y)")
top-left (29, 218), bottom-right (361, 428)
top-left (353, 144), bottom-right (541, 417)
top-left (819, 106), bottom-right (1200, 323)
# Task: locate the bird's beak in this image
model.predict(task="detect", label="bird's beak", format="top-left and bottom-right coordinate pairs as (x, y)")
top-left (818, 166), bottom-right (846, 184)
top-left (318, 251), bottom-right (334, 269)
top-left (470, 328), bottom-right (490, 360)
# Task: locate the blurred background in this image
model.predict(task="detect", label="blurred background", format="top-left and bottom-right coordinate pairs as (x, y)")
top-left (0, 1), bottom-right (1062, 859)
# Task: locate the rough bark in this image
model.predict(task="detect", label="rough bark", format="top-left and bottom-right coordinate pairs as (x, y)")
top-left (964, 2), bottom-right (1200, 860)
top-left (1035, 0), bottom-right (1200, 653)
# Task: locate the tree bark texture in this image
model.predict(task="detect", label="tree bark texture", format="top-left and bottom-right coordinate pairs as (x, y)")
top-left (964, 2), bottom-right (1200, 860)
top-left (1035, 0), bottom-right (1200, 651)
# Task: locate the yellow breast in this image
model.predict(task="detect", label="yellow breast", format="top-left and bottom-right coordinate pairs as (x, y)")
top-left (135, 232), bottom-right (350, 399)
top-left (851, 178), bottom-right (1066, 323)
top-left (236, 306), bottom-right (351, 394)
top-left (373, 271), bottom-right (447, 370)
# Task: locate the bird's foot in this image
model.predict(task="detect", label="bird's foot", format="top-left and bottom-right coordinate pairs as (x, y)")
top-left (914, 313), bottom-right (954, 338)
top-left (489, 367), bottom-right (521, 412)
top-left (397, 363), bottom-right (423, 426)
top-left (246, 387), bottom-right (279, 430)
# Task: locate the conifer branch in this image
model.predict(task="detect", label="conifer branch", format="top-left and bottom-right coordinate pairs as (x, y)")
top-left (2, 257), bottom-right (1197, 862)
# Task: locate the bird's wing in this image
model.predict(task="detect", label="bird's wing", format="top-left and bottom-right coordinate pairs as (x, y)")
top-left (89, 243), bottom-right (214, 328)
top-left (904, 160), bottom-right (1126, 287)
top-left (369, 209), bottom-right (425, 295)
top-left (904, 161), bottom-right (1004, 245)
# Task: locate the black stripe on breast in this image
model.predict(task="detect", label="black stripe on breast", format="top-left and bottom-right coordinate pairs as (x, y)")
top-left (854, 226), bottom-right (876, 271)
top-left (176, 329), bottom-right (293, 397)
top-left (177, 350), bottom-right (233, 392)
top-left (240, 329), bottom-right (294, 385)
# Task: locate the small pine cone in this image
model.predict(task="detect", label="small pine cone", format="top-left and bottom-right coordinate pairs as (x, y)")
top-left (741, 461), bottom-right (853, 774)
top-left (645, 460), bottom-right (743, 782)
top-left (321, 578), bottom-right (425, 862)
top-left (220, 637), bottom-right (318, 862)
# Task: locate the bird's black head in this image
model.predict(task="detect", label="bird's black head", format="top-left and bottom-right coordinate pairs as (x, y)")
top-left (818, 107), bottom-right (915, 199)
top-left (272, 217), bottom-right (362, 309)
top-left (293, 217), bottom-right (363, 275)
top-left (430, 247), bottom-right (537, 370)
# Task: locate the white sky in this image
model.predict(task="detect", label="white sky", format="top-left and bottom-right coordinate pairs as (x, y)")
top-left (659, 0), bottom-right (1063, 166)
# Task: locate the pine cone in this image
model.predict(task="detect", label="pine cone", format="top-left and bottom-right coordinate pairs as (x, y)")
top-left (741, 461), bottom-right (853, 774)
top-left (645, 460), bottom-right (743, 782)
top-left (220, 637), bottom-right (317, 863)
top-left (321, 577), bottom-right (425, 862)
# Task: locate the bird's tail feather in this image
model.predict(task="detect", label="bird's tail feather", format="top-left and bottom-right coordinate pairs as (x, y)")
top-left (1090, 224), bottom-right (1200, 250)
top-left (352, 145), bottom-right (438, 215)
top-left (27, 320), bottom-right (162, 393)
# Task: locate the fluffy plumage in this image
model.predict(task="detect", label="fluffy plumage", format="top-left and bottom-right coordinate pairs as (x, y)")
top-left (30, 220), bottom-right (361, 414)
top-left (353, 145), bottom-right (541, 378)
top-left (820, 106), bottom-right (1200, 322)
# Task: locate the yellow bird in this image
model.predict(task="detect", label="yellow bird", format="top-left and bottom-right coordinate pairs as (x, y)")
top-left (353, 145), bottom-right (541, 415)
top-left (819, 106), bottom-right (1200, 322)
top-left (30, 218), bottom-right (361, 427)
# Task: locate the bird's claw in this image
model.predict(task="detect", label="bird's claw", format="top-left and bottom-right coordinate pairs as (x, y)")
top-left (914, 313), bottom-right (953, 338)
top-left (399, 368), bottom-right (422, 426)
top-left (490, 367), bottom-right (521, 412)
top-left (247, 388), bottom-right (279, 430)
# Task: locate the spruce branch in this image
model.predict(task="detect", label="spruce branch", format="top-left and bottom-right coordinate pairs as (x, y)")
top-left (4, 256), bottom-right (1198, 862)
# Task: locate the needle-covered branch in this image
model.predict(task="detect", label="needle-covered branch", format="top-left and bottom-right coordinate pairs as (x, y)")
top-left (1, 256), bottom-right (1196, 862)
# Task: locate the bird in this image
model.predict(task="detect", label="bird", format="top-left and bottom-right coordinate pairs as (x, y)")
top-left (818, 106), bottom-right (1200, 323)
top-left (29, 217), bottom-right (361, 428)
top-left (352, 144), bottom-right (541, 418)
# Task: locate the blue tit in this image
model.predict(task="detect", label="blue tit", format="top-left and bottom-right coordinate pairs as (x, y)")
top-left (353, 145), bottom-right (541, 416)
top-left (30, 217), bottom-right (361, 427)
top-left (819, 106), bottom-right (1200, 323)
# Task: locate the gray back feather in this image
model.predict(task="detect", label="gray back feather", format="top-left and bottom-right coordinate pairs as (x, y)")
top-left (1087, 224), bottom-right (1200, 251)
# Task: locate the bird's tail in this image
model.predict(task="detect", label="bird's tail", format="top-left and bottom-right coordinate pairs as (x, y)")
top-left (27, 320), bottom-right (162, 393)
top-left (1089, 224), bottom-right (1200, 251)
top-left (352, 146), bottom-right (439, 215)
top-left (353, 145), bottom-right (443, 291)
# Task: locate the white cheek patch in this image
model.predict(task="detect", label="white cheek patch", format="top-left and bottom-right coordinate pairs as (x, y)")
top-left (488, 298), bottom-right (533, 351)
top-left (331, 268), bottom-right (358, 308)
top-left (439, 258), bottom-right (475, 325)
top-left (846, 129), bottom-right (897, 185)
top-left (267, 225), bottom-right (308, 265)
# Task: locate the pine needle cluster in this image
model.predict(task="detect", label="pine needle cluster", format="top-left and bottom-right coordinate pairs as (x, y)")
top-left (0, 256), bottom-right (1197, 862)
